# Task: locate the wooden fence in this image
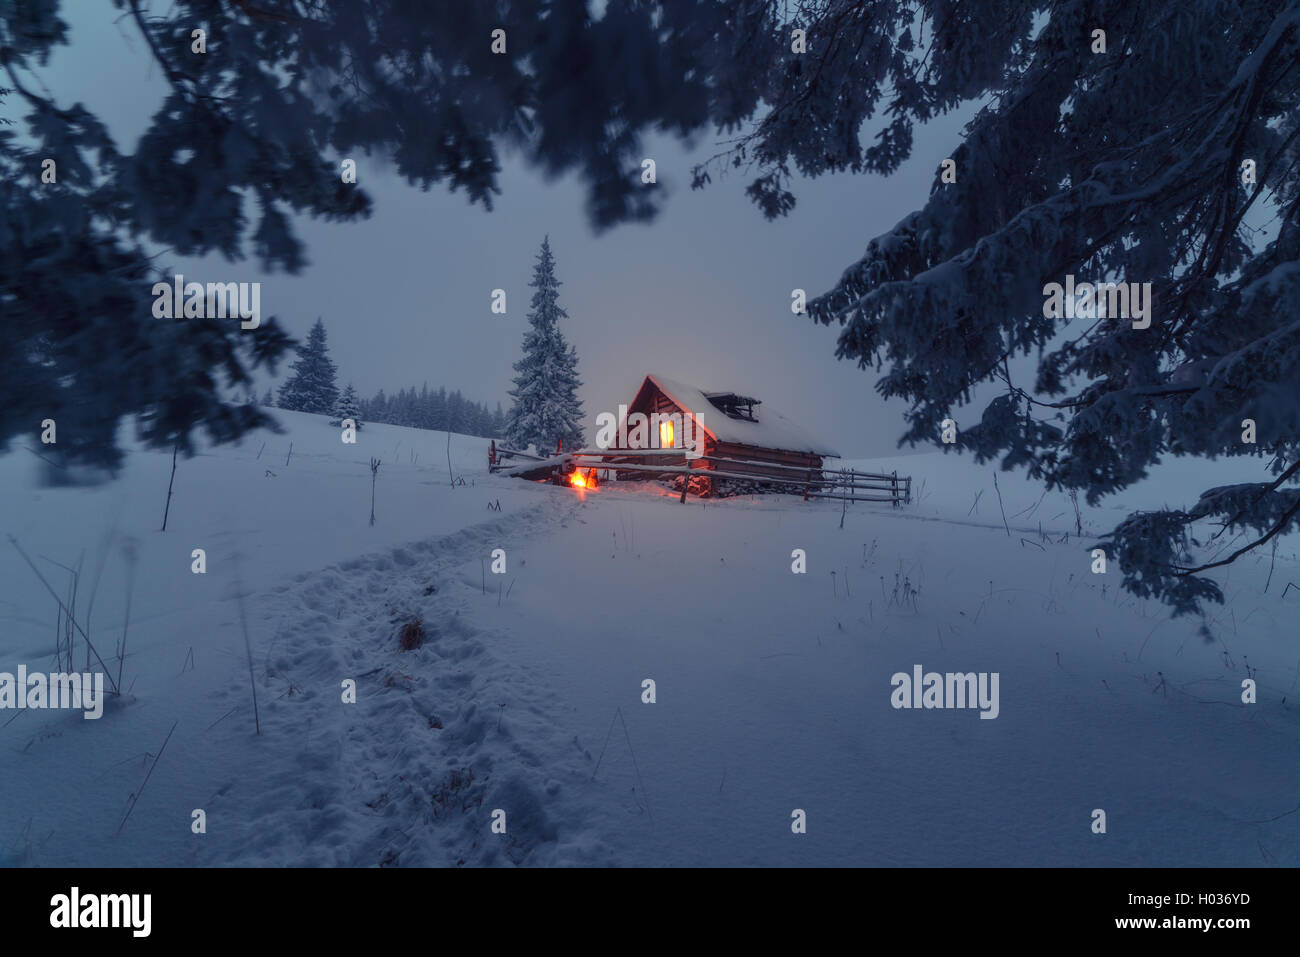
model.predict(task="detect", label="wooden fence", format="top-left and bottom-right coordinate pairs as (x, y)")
top-left (490, 441), bottom-right (911, 506)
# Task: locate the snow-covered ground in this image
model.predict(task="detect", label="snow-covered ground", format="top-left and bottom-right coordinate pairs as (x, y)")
top-left (2, 412), bottom-right (1298, 866)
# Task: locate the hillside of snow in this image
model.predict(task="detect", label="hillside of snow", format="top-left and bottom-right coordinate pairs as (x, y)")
top-left (1, 412), bottom-right (1297, 866)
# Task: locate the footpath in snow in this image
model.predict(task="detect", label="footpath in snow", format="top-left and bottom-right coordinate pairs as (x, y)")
top-left (2, 412), bottom-right (1297, 866)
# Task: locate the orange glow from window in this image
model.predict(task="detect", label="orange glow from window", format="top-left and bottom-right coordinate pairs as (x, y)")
top-left (659, 419), bottom-right (675, 448)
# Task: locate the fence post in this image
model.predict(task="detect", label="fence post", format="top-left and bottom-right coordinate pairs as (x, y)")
top-left (680, 467), bottom-right (689, 503)
top-left (892, 470), bottom-right (898, 507)
top-left (850, 467), bottom-right (855, 504)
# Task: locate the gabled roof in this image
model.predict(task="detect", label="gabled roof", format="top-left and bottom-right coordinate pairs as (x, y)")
top-left (632, 374), bottom-right (840, 457)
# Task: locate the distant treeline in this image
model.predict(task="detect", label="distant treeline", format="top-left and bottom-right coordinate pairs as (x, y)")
top-left (360, 385), bottom-right (505, 439)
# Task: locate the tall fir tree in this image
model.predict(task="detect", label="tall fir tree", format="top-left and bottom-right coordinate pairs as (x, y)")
top-left (505, 237), bottom-right (585, 453)
top-left (278, 318), bottom-right (340, 415)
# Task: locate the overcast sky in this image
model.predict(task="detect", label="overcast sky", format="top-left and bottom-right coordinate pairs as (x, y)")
top-left (45, 7), bottom-right (974, 458)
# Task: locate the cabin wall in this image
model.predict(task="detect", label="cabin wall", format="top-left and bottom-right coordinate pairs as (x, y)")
top-left (609, 383), bottom-right (706, 478)
top-left (712, 442), bottom-right (823, 483)
top-left (612, 379), bottom-right (826, 490)
top-left (616, 384), bottom-right (708, 462)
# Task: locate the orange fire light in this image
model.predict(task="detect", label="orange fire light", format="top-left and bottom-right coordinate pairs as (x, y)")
top-left (568, 468), bottom-right (598, 490)
top-left (659, 419), bottom-right (675, 449)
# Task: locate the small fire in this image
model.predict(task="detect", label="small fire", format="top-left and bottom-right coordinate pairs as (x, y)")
top-left (569, 468), bottom-right (598, 490)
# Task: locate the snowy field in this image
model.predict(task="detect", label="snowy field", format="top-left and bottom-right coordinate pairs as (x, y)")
top-left (2, 410), bottom-right (1298, 866)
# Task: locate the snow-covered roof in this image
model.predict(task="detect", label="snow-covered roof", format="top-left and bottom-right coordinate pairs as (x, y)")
top-left (642, 374), bottom-right (840, 457)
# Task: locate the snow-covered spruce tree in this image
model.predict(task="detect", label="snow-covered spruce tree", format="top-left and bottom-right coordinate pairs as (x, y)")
top-left (723, 1), bottom-right (1299, 617)
top-left (278, 319), bottom-right (339, 415)
top-left (505, 238), bottom-right (586, 453)
top-left (330, 383), bottom-right (363, 430)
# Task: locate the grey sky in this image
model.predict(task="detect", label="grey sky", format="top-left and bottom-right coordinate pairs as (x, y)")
top-left (46, 7), bottom-right (972, 457)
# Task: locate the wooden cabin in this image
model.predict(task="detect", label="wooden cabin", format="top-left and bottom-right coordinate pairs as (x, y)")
top-left (612, 374), bottom-right (839, 491)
